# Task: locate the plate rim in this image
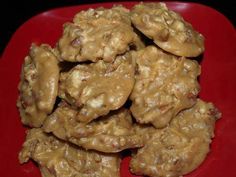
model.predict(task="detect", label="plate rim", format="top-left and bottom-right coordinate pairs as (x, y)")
top-left (1, 1), bottom-right (235, 60)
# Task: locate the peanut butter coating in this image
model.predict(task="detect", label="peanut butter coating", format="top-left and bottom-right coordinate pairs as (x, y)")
top-left (58, 6), bottom-right (138, 62)
top-left (43, 104), bottom-right (144, 153)
top-left (17, 44), bottom-right (59, 127)
top-left (130, 46), bottom-right (200, 128)
top-left (16, 3), bottom-right (221, 177)
top-left (131, 2), bottom-right (204, 57)
top-left (130, 99), bottom-right (221, 177)
top-left (59, 52), bottom-right (135, 123)
top-left (19, 129), bottom-right (121, 177)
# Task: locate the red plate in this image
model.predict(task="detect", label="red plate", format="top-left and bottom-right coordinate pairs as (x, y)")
top-left (0, 1), bottom-right (236, 177)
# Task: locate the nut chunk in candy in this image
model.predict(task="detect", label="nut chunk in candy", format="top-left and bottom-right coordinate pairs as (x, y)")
top-left (130, 99), bottom-right (221, 177)
top-left (43, 103), bottom-right (144, 153)
top-left (19, 129), bottom-right (121, 177)
top-left (58, 6), bottom-right (138, 62)
top-left (59, 52), bottom-right (135, 123)
top-left (130, 46), bottom-right (200, 128)
top-left (17, 44), bottom-right (59, 127)
top-left (131, 2), bottom-right (204, 57)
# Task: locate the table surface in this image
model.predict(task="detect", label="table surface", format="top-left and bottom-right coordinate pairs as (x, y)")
top-left (1, 0), bottom-right (235, 54)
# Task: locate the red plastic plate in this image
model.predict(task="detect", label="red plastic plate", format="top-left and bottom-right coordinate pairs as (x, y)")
top-left (0, 1), bottom-right (236, 177)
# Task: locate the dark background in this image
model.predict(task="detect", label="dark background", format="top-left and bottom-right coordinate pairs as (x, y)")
top-left (1, 0), bottom-right (235, 54)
